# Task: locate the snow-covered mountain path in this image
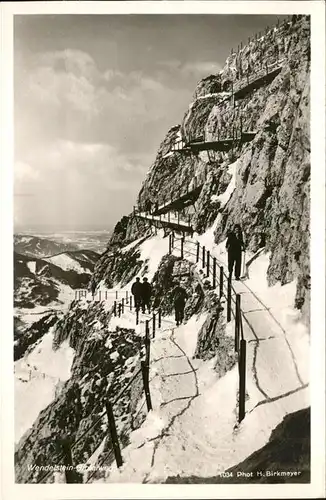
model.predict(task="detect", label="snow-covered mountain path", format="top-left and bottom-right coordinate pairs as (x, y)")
top-left (102, 305), bottom-right (308, 482)
top-left (232, 279), bottom-right (308, 402)
top-left (175, 236), bottom-right (309, 397)
top-left (97, 236), bottom-right (309, 483)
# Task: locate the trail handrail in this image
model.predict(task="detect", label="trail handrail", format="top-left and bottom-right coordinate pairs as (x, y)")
top-left (134, 172), bottom-right (206, 216)
top-left (35, 296), bottom-right (164, 484)
top-left (172, 234), bottom-right (247, 422)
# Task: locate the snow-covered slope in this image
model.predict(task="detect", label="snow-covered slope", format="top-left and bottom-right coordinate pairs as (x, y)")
top-left (15, 327), bottom-right (75, 443)
top-left (44, 249), bottom-right (99, 275)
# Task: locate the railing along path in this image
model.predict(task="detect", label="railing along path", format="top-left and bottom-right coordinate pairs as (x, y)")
top-left (35, 289), bottom-right (170, 484)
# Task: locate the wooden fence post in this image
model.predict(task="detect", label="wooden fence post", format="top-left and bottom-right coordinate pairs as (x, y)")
top-left (181, 237), bottom-right (184, 259)
top-left (212, 257), bottom-right (217, 288)
top-left (141, 361), bottom-right (152, 411)
top-left (158, 308), bottom-right (162, 328)
top-left (125, 290), bottom-right (128, 304)
top-left (105, 291), bottom-right (108, 300)
top-left (105, 398), bottom-right (123, 468)
top-left (239, 339), bottom-right (247, 423)
top-left (235, 294), bottom-right (241, 352)
top-left (206, 250), bottom-right (210, 278)
top-left (118, 303), bottom-right (122, 318)
top-left (61, 437), bottom-right (82, 483)
top-left (115, 290), bottom-right (118, 300)
top-left (202, 245), bottom-right (206, 269)
top-left (113, 301), bottom-right (117, 317)
top-left (145, 321), bottom-right (151, 366)
top-left (152, 313), bottom-right (156, 338)
top-left (227, 276), bottom-right (232, 322)
top-left (121, 298), bottom-right (124, 313)
top-left (130, 296), bottom-right (132, 311)
top-left (136, 308), bottom-right (139, 325)
top-left (196, 241), bottom-right (200, 263)
top-left (219, 266), bottom-right (224, 298)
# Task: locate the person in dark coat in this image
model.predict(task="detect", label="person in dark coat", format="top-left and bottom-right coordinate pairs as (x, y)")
top-left (226, 224), bottom-right (245, 280)
top-left (173, 283), bottom-right (188, 326)
top-left (131, 277), bottom-right (143, 312)
top-left (145, 199), bottom-right (152, 214)
top-left (141, 277), bottom-right (152, 314)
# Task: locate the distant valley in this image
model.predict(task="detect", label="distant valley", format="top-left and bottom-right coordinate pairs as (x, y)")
top-left (14, 230), bottom-right (111, 256)
top-left (14, 233), bottom-right (103, 360)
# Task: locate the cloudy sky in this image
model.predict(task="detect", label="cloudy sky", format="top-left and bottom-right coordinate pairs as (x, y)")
top-left (14, 14), bottom-right (282, 232)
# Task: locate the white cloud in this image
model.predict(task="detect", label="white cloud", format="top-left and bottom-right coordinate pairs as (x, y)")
top-left (27, 64), bottom-right (99, 116)
top-left (14, 137), bottom-right (148, 228)
top-left (14, 161), bottom-right (39, 182)
top-left (158, 59), bottom-right (222, 77)
top-left (183, 61), bottom-right (222, 75)
top-left (14, 49), bottom-right (202, 228)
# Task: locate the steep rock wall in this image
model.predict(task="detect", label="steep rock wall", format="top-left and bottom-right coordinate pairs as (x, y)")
top-left (97, 15), bottom-right (310, 321)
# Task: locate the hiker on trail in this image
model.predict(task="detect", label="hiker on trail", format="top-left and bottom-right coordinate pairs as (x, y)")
top-left (145, 199), bottom-right (152, 214)
top-left (173, 283), bottom-right (188, 326)
top-left (131, 277), bottom-right (143, 312)
top-left (141, 277), bottom-right (152, 314)
top-left (226, 224), bottom-right (245, 281)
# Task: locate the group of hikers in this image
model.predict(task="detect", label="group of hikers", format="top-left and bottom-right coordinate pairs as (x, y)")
top-left (131, 276), bottom-right (188, 327)
top-left (131, 277), bottom-right (152, 314)
top-left (130, 224), bottom-right (245, 327)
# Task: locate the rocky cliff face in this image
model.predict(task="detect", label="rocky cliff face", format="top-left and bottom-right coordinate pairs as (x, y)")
top-left (100, 15), bottom-right (310, 322)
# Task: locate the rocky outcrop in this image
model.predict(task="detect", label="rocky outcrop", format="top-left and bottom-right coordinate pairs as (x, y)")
top-left (91, 238), bottom-right (147, 289)
top-left (14, 312), bottom-right (58, 361)
top-left (151, 255), bottom-right (204, 317)
top-left (166, 407), bottom-right (310, 483)
top-left (194, 293), bottom-right (236, 376)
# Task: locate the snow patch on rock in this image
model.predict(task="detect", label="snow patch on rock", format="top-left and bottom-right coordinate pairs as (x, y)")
top-left (15, 328), bottom-right (75, 442)
top-left (45, 253), bottom-right (91, 274)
